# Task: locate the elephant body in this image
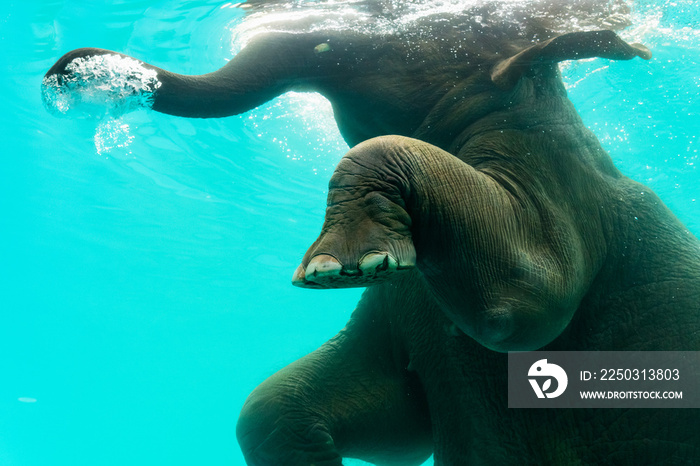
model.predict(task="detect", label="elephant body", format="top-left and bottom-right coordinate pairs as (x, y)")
top-left (43, 3), bottom-right (700, 464)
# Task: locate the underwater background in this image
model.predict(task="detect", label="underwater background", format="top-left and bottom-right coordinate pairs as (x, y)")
top-left (1, 1), bottom-right (698, 465)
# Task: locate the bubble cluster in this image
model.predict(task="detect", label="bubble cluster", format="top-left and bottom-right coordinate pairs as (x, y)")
top-left (41, 54), bottom-right (161, 119)
top-left (94, 117), bottom-right (136, 156)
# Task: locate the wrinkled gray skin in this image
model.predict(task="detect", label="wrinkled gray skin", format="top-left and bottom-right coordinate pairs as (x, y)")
top-left (44, 2), bottom-right (700, 465)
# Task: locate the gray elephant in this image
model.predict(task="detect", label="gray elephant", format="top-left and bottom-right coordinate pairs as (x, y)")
top-left (43, 2), bottom-right (700, 465)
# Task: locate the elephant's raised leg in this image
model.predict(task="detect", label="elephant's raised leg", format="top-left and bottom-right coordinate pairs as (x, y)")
top-left (293, 135), bottom-right (596, 352)
top-left (236, 291), bottom-right (433, 466)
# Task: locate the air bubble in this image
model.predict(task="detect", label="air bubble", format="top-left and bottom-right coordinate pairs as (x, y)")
top-left (42, 54), bottom-right (161, 119)
top-left (94, 118), bottom-right (136, 156)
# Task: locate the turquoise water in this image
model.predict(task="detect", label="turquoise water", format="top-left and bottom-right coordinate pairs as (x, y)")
top-left (1, 1), bottom-right (698, 465)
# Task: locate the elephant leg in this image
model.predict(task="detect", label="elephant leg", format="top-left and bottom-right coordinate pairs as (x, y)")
top-left (293, 135), bottom-right (593, 352)
top-left (236, 289), bottom-right (433, 466)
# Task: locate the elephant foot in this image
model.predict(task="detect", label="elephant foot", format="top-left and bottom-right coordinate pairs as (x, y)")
top-left (293, 250), bottom-right (413, 288)
top-left (292, 183), bottom-right (416, 289)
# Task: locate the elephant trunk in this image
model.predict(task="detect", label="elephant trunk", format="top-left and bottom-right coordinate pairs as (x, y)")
top-left (42, 46), bottom-right (290, 119)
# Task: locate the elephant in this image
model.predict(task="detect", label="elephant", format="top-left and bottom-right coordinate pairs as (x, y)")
top-left (43, 1), bottom-right (700, 465)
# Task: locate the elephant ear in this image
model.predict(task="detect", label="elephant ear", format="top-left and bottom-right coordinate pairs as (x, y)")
top-left (491, 30), bottom-right (652, 89)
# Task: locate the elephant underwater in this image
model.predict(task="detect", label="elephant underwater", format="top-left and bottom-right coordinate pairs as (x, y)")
top-left (42, 0), bottom-right (700, 464)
